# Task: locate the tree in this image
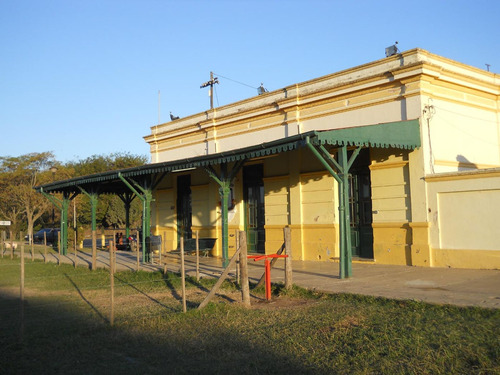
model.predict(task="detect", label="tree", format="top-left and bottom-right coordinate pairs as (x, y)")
top-left (0, 151), bottom-right (148, 242)
top-left (65, 152), bottom-right (148, 229)
top-left (0, 152), bottom-right (56, 242)
top-left (0, 183), bottom-right (24, 236)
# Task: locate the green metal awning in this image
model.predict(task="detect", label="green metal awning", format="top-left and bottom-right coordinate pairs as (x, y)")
top-left (36, 119), bottom-right (420, 193)
top-left (312, 119), bottom-right (421, 149)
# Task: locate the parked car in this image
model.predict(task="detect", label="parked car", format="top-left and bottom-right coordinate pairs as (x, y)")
top-left (28, 228), bottom-right (60, 244)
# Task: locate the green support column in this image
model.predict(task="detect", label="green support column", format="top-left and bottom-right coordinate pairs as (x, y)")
top-left (338, 146), bottom-right (352, 278)
top-left (61, 193), bottom-right (70, 255)
top-left (205, 161), bottom-right (245, 268)
top-left (306, 138), bottom-right (361, 279)
top-left (118, 173), bottom-right (156, 263)
top-left (125, 200), bottom-right (130, 239)
top-left (143, 191), bottom-right (152, 262)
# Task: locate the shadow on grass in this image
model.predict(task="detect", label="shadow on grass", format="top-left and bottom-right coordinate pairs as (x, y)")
top-left (0, 291), bottom-right (320, 375)
top-left (114, 274), bottom-right (176, 313)
top-left (64, 273), bottom-right (108, 323)
top-left (161, 271), bottom-right (237, 307)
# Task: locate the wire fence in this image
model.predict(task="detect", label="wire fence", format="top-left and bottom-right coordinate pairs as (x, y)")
top-left (0, 228), bottom-right (293, 344)
top-left (0, 241), bottom-right (236, 339)
top-left (0, 255), bottom-right (200, 333)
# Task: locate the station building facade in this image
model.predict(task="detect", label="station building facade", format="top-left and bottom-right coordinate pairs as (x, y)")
top-left (145, 48), bottom-right (500, 269)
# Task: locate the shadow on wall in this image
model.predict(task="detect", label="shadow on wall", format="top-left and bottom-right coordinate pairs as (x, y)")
top-left (456, 155), bottom-right (478, 171)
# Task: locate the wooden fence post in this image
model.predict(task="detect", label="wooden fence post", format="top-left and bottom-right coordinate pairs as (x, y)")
top-left (10, 230), bottom-right (13, 259)
top-left (19, 232), bottom-right (23, 259)
top-left (163, 231), bottom-right (167, 274)
top-left (284, 226), bottom-right (292, 289)
top-left (195, 230), bottom-right (200, 282)
top-left (239, 231), bottom-right (250, 307)
top-left (235, 229), bottom-right (240, 286)
top-left (136, 230), bottom-right (140, 272)
top-left (31, 232), bottom-right (34, 262)
top-left (91, 228), bottom-right (97, 271)
top-left (57, 231), bottom-right (61, 265)
top-left (20, 241), bottom-right (24, 343)
top-left (1, 230), bottom-right (4, 258)
top-left (44, 231), bottom-right (47, 263)
top-left (110, 239), bottom-right (114, 326)
top-left (180, 237), bottom-right (187, 313)
top-left (158, 234), bottom-right (162, 267)
top-left (74, 228), bottom-right (77, 268)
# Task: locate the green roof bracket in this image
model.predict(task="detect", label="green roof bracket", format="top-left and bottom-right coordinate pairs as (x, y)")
top-left (118, 192), bottom-right (136, 239)
top-left (204, 160), bottom-right (245, 267)
top-left (39, 187), bottom-right (63, 211)
top-left (118, 173), bottom-right (152, 262)
top-left (118, 173), bottom-right (145, 202)
top-left (305, 137), bottom-right (342, 184)
top-left (318, 144), bottom-right (343, 173)
top-left (306, 137), bottom-right (357, 278)
top-left (205, 165), bottom-right (223, 186)
top-left (346, 146), bottom-right (362, 172)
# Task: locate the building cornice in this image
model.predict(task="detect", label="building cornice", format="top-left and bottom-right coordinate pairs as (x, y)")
top-left (145, 48), bottom-right (500, 152)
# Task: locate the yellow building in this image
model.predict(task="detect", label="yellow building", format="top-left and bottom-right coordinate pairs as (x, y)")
top-left (145, 48), bottom-right (500, 270)
top-left (37, 48), bottom-right (500, 272)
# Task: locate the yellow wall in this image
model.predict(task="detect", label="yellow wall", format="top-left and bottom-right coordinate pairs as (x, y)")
top-left (153, 188), bottom-right (176, 250)
top-left (370, 148), bottom-right (413, 264)
top-left (264, 175), bottom-right (289, 254)
top-left (426, 170), bottom-right (500, 269)
top-left (150, 151), bottom-right (500, 269)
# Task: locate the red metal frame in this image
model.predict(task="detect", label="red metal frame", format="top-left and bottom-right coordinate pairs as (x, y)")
top-left (248, 254), bottom-right (288, 300)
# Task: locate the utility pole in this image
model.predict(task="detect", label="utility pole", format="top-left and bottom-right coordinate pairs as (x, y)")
top-left (200, 71), bottom-right (219, 109)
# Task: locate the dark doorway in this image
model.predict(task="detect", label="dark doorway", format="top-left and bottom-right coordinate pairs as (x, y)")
top-left (177, 175), bottom-right (192, 246)
top-left (348, 148), bottom-right (373, 259)
top-left (243, 164), bottom-right (265, 253)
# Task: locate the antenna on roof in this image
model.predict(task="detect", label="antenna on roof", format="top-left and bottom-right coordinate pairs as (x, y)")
top-left (385, 41), bottom-right (399, 57)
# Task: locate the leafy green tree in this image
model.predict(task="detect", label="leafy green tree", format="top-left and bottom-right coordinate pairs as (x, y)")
top-left (0, 184), bottom-right (24, 235)
top-left (0, 152), bottom-right (56, 241)
top-left (68, 152), bottom-right (148, 177)
top-left (0, 151), bottom-right (147, 241)
top-left (65, 152), bottom-right (148, 229)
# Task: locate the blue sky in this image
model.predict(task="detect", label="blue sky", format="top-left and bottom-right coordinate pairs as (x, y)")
top-left (1, 0), bottom-right (499, 163)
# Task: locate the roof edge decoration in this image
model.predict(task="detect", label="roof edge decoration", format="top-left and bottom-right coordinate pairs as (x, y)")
top-left (36, 120), bottom-right (420, 194)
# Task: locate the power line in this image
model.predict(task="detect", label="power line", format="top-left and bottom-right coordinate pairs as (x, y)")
top-left (213, 72), bottom-right (258, 90)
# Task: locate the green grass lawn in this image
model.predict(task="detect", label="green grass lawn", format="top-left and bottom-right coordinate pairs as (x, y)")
top-left (0, 257), bottom-right (499, 374)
